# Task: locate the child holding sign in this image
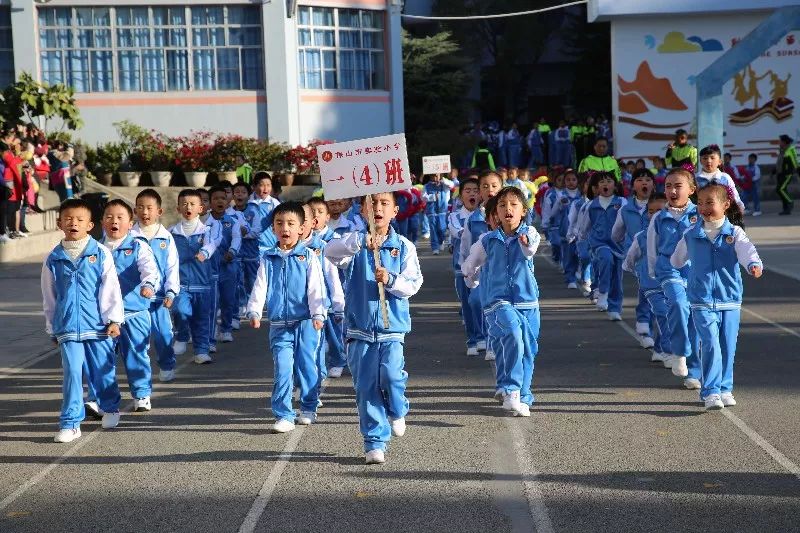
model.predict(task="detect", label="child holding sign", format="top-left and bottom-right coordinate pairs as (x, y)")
top-left (324, 193), bottom-right (423, 465)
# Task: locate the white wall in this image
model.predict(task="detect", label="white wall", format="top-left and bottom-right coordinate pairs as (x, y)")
top-left (298, 97), bottom-right (392, 143)
top-left (611, 13), bottom-right (800, 164)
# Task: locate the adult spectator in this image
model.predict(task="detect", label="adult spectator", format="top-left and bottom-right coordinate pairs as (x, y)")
top-left (775, 134), bottom-right (798, 215)
top-left (578, 137), bottom-right (621, 181)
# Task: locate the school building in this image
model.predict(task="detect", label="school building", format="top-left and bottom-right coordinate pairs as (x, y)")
top-left (1, 0), bottom-right (405, 145)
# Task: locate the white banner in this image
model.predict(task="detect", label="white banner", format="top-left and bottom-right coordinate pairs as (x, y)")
top-left (422, 155), bottom-right (451, 175)
top-left (317, 133), bottom-right (411, 201)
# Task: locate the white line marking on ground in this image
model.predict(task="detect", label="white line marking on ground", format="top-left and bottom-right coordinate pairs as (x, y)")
top-left (722, 410), bottom-right (800, 480)
top-left (238, 382), bottom-right (329, 533)
top-left (765, 264), bottom-right (800, 283)
top-left (741, 307), bottom-right (800, 340)
top-left (0, 348), bottom-right (58, 380)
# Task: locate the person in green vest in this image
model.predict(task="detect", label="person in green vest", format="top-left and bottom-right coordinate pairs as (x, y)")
top-left (235, 155), bottom-right (253, 184)
top-left (665, 129), bottom-right (697, 169)
top-left (538, 118), bottom-right (552, 166)
top-left (471, 139), bottom-right (496, 171)
top-left (775, 134), bottom-right (798, 215)
top-left (578, 137), bottom-right (621, 181)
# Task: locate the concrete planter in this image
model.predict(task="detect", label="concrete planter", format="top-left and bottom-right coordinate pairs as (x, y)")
top-left (151, 170), bottom-right (173, 187)
top-left (185, 171), bottom-right (208, 187)
top-left (217, 171), bottom-right (237, 184)
top-left (119, 171), bottom-right (141, 187)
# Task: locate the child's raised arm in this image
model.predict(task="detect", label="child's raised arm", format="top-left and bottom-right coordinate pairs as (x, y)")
top-left (732, 226), bottom-right (763, 277)
top-left (229, 217), bottom-right (242, 258)
top-left (646, 215), bottom-right (659, 279)
top-left (163, 236), bottom-right (180, 307)
top-left (383, 244), bottom-right (423, 299)
top-left (246, 258), bottom-right (270, 325)
top-left (41, 260), bottom-right (56, 337)
top-left (462, 239), bottom-right (488, 287)
top-left (611, 208), bottom-right (626, 243)
top-left (324, 231), bottom-right (361, 269)
top-left (669, 232), bottom-right (689, 269)
top-left (623, 235), bottom-right (643, 273)
top-left (306, 252), bottom-right (328, 325)
top-left (98, 247), bottom-right (125, 333)
top-left (136, 241), bottom-right (161, 297)
top-left (519, 226), bottom-right (541, 258)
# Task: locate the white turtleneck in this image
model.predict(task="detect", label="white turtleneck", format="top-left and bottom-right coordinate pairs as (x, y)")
top-left (139, 223), bottom-right (160, 241)
top-left (703, 217), bottom-right (725, 241)
top-left (181, 217), bottom-right (201, 235)
top-left (667, 203), bottom-right (690, 220)
top-left (634, 197), bottom-right (648, 211)
top-left (598, 195), bottom-right (613, 209)
top-left (105, 237), bottom-right (124, 251)
top-left (62, 235), bottom-right (90, 263)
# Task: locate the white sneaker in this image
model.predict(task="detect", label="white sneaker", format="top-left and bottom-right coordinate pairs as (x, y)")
top-left (102, 412), bottom-right (120, 429)
top-left (84, 401), bottom-right (103, 420)
top-left (671, 356), bottom-right (688, 377)
top-left (596, 292), bottom-right (608, 311)
top-left (683, 378), bottom-right (701, 390)
top-left (422, 232), bottom-right (431, 239)
top-left (752, 211), bottom-right (762, 217)
top-left (721, 392), bottom-right (736, 406)
top-left (494, 389), bottom-right (505, 404)
top-left (159, 369), bottom-right (176, 382)
top-left (513, 403), bottom-right (531, 417)
top-left (273, 419), bottom-right (296, 433)
top-left (328, 366), bottom-right (344, 378)
top-left (635, 322), bottom-right (649, 335)
top-left (743, 208), bottom-right (751, 215)
top-left (503, 390), bottom-right (522, 412)
top-left (466, 346), bottom-right (479, 357)
top-left (476, 340), bottom-right (487, 351)
top-left (0, 234), bottom-right (10, 243)
top-left (173, 341), bottom-right (187, 355)
top-left (607, 311), bottom-right (621, 321)
top-left (238, 307), bottom-right (248, 319)
top-left (567, 282), bottom-right (578, 289)
top-left (390, 417), bottom-right (406, 437)
top-left (704, 394), bottom-right (724, 410)
top-left (209, 344), bottom-right (218, 353)
top-left (193, 353), bottom-right (213, 364)
top-left (432, 249), bottom-right (440, 255)
top-left (216, 331), bottom-right (233, 343)
top-left (317, 398), bottom-right (323, 408)
top-left (580, 282), bottom-right (592, 296)
top-left (232, 318), bottom-right (241, 330)
top-left (662, 354), bottom-right (677, 369)
top-left (54, 427), bottom-right (81, 443)
top-left (484, 350), bottom-right (496, 361)
top-left (365, 449), bottom-right (386, 465)
top-left (650, 351), bottom-right (666, 363)
top-left (639, 335), bottom-right (655, 349)
top-left (296, 411), bottom-right (317, 425)
top-left (134, 397), bottom-right (152, 412)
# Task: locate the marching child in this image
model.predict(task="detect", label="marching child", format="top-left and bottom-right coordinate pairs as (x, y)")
top-left (240, 177), bottom-right (278, 305)
top-left (324, 193), bottom-right (423, 464)
top-left (447, 178), bottom-right (483, 356)
top-left (577, 172), bottom-right (627, 320)
top-left (622, 193), bottom-right (671, 364)
top-left (670, 183), bottom-right (762, 409)
top-left (696, 144), bottom-right (745, 212)
top-left (327, 197), bottom-right (363, 236)
top-left (247, 202), bottom-right (327, 432)
top-left (612, 168), bottom-right (654, 346)
top-left (42, 198), bottom-right (123, 442)
top-left (541, 172), bottom-right (566, 264)
top-left (132, 189), bottom-right (180, 382)
top-left (744, 153), bottom-right (762, 216)
top-left (96, 200), bottom-right (160, 412)
top-left (170, 189), bottom-right (219, 364)
top-left (646, 168), bottom-right (702, 388)
top-left (423, 173), bottom-right (455, 255)
top-left (462, 187), bottom-right (541, 417)
top-left (209, 185), bottom-right (242, 344)
top-left (554, 169), bottom-right (582, 288)
top-left (566, 174), bottom-right (593, 296)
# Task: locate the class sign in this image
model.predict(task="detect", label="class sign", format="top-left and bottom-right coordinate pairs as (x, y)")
top-left (422, 155), bottom-right (451, 175)
top-left (317, 133), bottom-right (411, 201)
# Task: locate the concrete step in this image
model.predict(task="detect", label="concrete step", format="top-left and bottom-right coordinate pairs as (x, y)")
top-left (0, 229), bottom-right (62, 263)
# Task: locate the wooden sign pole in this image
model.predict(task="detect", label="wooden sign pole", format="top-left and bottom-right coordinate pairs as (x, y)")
top-left (364, 194), bottom-right (390, 329)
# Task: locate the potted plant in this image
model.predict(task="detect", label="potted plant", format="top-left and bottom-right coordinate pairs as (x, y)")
top-left (93, 142), bottom-right (125, 186)
top-left (175, 131), bottom-right (214, 187)
top-left (283, 139), bottom-right (333, 185)
top-left (114, 120), bottom-right (149, 187)
top-left (210, 134), bottom-right (246, 184)
top-left (140, 131), bottom-right (176, 186)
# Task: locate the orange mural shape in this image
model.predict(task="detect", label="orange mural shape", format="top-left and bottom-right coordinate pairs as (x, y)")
top-left (619, 92), bottom-right (649, 114)
top-left (618, 61), bottom-right (688, 111)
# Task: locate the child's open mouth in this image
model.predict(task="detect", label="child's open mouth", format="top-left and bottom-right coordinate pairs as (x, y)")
top-left (467, 198), bottom-right (476, 206)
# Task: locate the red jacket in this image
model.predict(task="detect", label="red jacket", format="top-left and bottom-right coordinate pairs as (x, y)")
top-left (3, 151), bottom-right (23, 202)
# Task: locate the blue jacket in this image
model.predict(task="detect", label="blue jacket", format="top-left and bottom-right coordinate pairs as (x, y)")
top-left (558, 191), bottom-right (582, 238)
top-left (246, 242), bottom-right (328, 327)
top-left (103, 234), bottom-right (160, 314)
top-left (623, 230), bottom-right (660, 291)
top-left (41, 238), bottom-right (124, 343)
top-left (458, 207), bottom-right (489, 266)
top-left (647, 202), bottom-right (699, 282)
top-left (616, 199), bottom-right (649, 251)
top-left (584, 196), bottom-right (626, 256)
top-left (324, 229), bottom-right (423, 342)
top-left (131, 223), bottom-right (180, 300)
top-left (424, 180), bottom-right (453, 216)
top-left (208, 214), bottom-right (242, 278)
top-left (671, 220), bottom-right (762, 310)
top-left (169, 220), bottom-right (219, 292)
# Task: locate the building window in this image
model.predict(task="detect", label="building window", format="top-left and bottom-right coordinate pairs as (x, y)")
top-left (38, 5), bottom-right (264, 93)
top-left (0, 7), bottom-right (14, 88)
top-left (297, 6), bottom-right (385, 91)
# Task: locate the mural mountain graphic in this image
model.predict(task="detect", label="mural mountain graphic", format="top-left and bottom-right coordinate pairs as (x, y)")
top-left (618, 61), bottom-right (688, 114)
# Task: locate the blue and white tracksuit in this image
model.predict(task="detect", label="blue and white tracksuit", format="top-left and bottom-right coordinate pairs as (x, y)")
top-left (553, 189), bottom-right (581, 284)
top-left (42, 238), bottom-right (123, 429)
top-left (612, 198), bottom-right (652, 331)
top-left (324, 229), bottom-right (423, 453)
top-left (241, 194), bottom-right (280, 303)
top-left (306, 229), bottom-right (346, 374)
top-left (647, 203), bottom-right (701, 379)
top-left (567, 198), bottom-right (593, 287)
top-left (448, 206), bottom-right (484, 349)
top-left (670, 220), bottom-right (762, 399)
top-left (577, 196), bottom-right (627, 313)
top-left (89, 235), bottom-right (160, 401)
top-left (210, 214), bottom-right (242, 336)
top-left (131, 223), bottom-right (180, 372)
top-left (541, 187), bottom-right (565, 263)
top-left (696, 169), bottom-right (746, 212)
top-left (459, 207), bottom-right (491, 346)
top-left (247, 242), bottom-right (327, 422)
top-left (170, 220), bottom-right (219, 356)
top-left (623, 231), bottom-right (671, 355)
top-left (462, 224), bottom-right (541, 405)
top-left (423, 178), bottom-right (454, 252)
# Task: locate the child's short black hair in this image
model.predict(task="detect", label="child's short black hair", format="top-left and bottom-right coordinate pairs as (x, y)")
top-left (359, 192), bottom-right (398, 207)
top-left (675, 128), bottom-right (688, 137)
top-left (104, 199), bottom-right (134, 219)
top-left (219, 181), bottom-right (233, 191)
top-left (748, 153), bottom-right (758, 161)
top-left (494, 186), bottom-right (529, 212)
top-left (208, 185), bottom-right (227, 198)
top-left (648, 192), bottom-right (668, 204)
top-left (253, 172), bottom-right (272, 185)
top-left (306, 196), bottom-right (328, 212)
top-left (233, 181), bottom-right (251, 194)
top-left (484, 194), bottom-right (500, 217)
top-left (178, 188), bottom-right (202, 202)
top-left (478, 171), bottom-right (501, 185)
top-left (698, 182), bottom-right (744, 228)
top-left (588, 171), bottom-right (618, 191)
top-left (632, 168), bottom-right (654, 181)
top-left (699, 144), bottom-right (722, 158)
top-left (196, 188), bottom-right (209, 198)
top-left (460, 177), bottom-right (479, 192)
top-left (136, 188), bottom-right (162, 207)
top-left (724, 152), bottom-right (732, 159)
top-left (272, 201), bottom-right (305, 224)
top-left (58, 198), bottom-right (92, 217)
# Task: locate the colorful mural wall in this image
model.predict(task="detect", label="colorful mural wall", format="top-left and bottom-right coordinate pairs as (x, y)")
top-left (611, 14), bottom-right (800, 163)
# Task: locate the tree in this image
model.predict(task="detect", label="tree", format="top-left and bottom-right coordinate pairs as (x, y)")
top-left (403, 30), bottom-right (473, 173)
top-left (0, 72), bottom-right (83, 131)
